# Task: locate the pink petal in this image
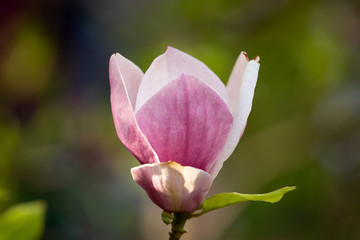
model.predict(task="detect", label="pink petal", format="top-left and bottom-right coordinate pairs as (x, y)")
top-left (109, 53), bottom-right (159, 164)
top-left (136, 74), bottom-right (233, 172)
top-left (208, 54), bottom-right (260, 178)
top-left (131, 161), bottom-right (212, 213)
top-left (134, 46), bottom-right (229, 113)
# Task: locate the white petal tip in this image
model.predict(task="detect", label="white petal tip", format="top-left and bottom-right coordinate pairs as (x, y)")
top-left (241, 51), bottom-right (249, 61)
top-left (253, 55), bottom-right (260, 63)
top-left (166, 46), bottom-right (176, 53)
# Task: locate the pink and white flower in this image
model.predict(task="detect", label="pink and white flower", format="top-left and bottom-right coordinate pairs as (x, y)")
top-left (109, 47), bottom-right (259, 213)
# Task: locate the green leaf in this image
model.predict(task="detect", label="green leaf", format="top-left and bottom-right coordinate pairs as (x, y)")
top-left (192, 186), bottom-right (296, 218)
top-left (161, 211), bottom-right (173, 225)
top-left (0, 200), bottom-right (47, 240)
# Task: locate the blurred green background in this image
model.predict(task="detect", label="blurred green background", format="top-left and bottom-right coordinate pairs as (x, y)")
top-left (1, 0), bottom-right (360, 239)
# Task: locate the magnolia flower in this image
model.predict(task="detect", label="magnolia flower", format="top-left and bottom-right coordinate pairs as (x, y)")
top-left (109, 47), bottom-right (259, 213)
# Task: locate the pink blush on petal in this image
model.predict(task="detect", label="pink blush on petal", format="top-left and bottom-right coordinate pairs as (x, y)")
top-left (109, 54), bottom-right (159, 164)
top-left (135, 74), bottom-right (233, 172)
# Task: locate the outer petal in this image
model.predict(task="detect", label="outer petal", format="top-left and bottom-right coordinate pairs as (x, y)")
top-left (136, 74), bottom-right (233, 172)
top-left (134, 46), bottom-right (229, 113)
top-left (208, 54), bottom-right (260, 178)
top-left (109, 53), bottom-right (159, 164)
top-left (131, 161), bottom-right (212, 213)
top-left (227, 52), bottom-right (249, 111)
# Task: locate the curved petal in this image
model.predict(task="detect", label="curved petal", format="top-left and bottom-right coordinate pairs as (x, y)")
top-left (136, 74), bottom-right (233, 172)
top-left (135, 46), bottom-right (229, 113)
top-left (109, 53), bottom-right (159, 164)
top-left (131, 161), bottom-right (212, 213)
top-left (227, 52), bottom-right (249, 111)
top-left (208, 55), bottom-right (260, 178)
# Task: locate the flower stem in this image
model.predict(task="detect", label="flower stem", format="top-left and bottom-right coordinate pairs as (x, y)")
top-left (169, 213), bottom-right (189, 240)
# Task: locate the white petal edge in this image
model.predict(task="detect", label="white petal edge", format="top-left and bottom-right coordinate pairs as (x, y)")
top-left (112, 53), bottom-right (143, 109)
top-left (207, 57), bottom-right (260, 179)
top-left (227, 52), bottom-right (249, 112)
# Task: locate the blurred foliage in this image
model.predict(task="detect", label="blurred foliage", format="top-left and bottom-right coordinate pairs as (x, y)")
top-left (1, 20), bottom-right (55, 101)
top-left (0, 0), bottom-right (359, 239)
top-left (0, 201), bottom-right (46, 240)
top-left (0, 189), bottom-right (10, 201)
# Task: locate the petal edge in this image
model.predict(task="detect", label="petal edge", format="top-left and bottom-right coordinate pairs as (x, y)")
top-left (208, 57), bottom-right (260, 178)
top-left (109, 53), bottom-right (159, 164)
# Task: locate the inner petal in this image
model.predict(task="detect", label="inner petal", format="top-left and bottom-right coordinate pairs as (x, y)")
top-left (136, 74), bottom-right (233, 172)
top-left (134, 47), bottom-right (228, 113)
